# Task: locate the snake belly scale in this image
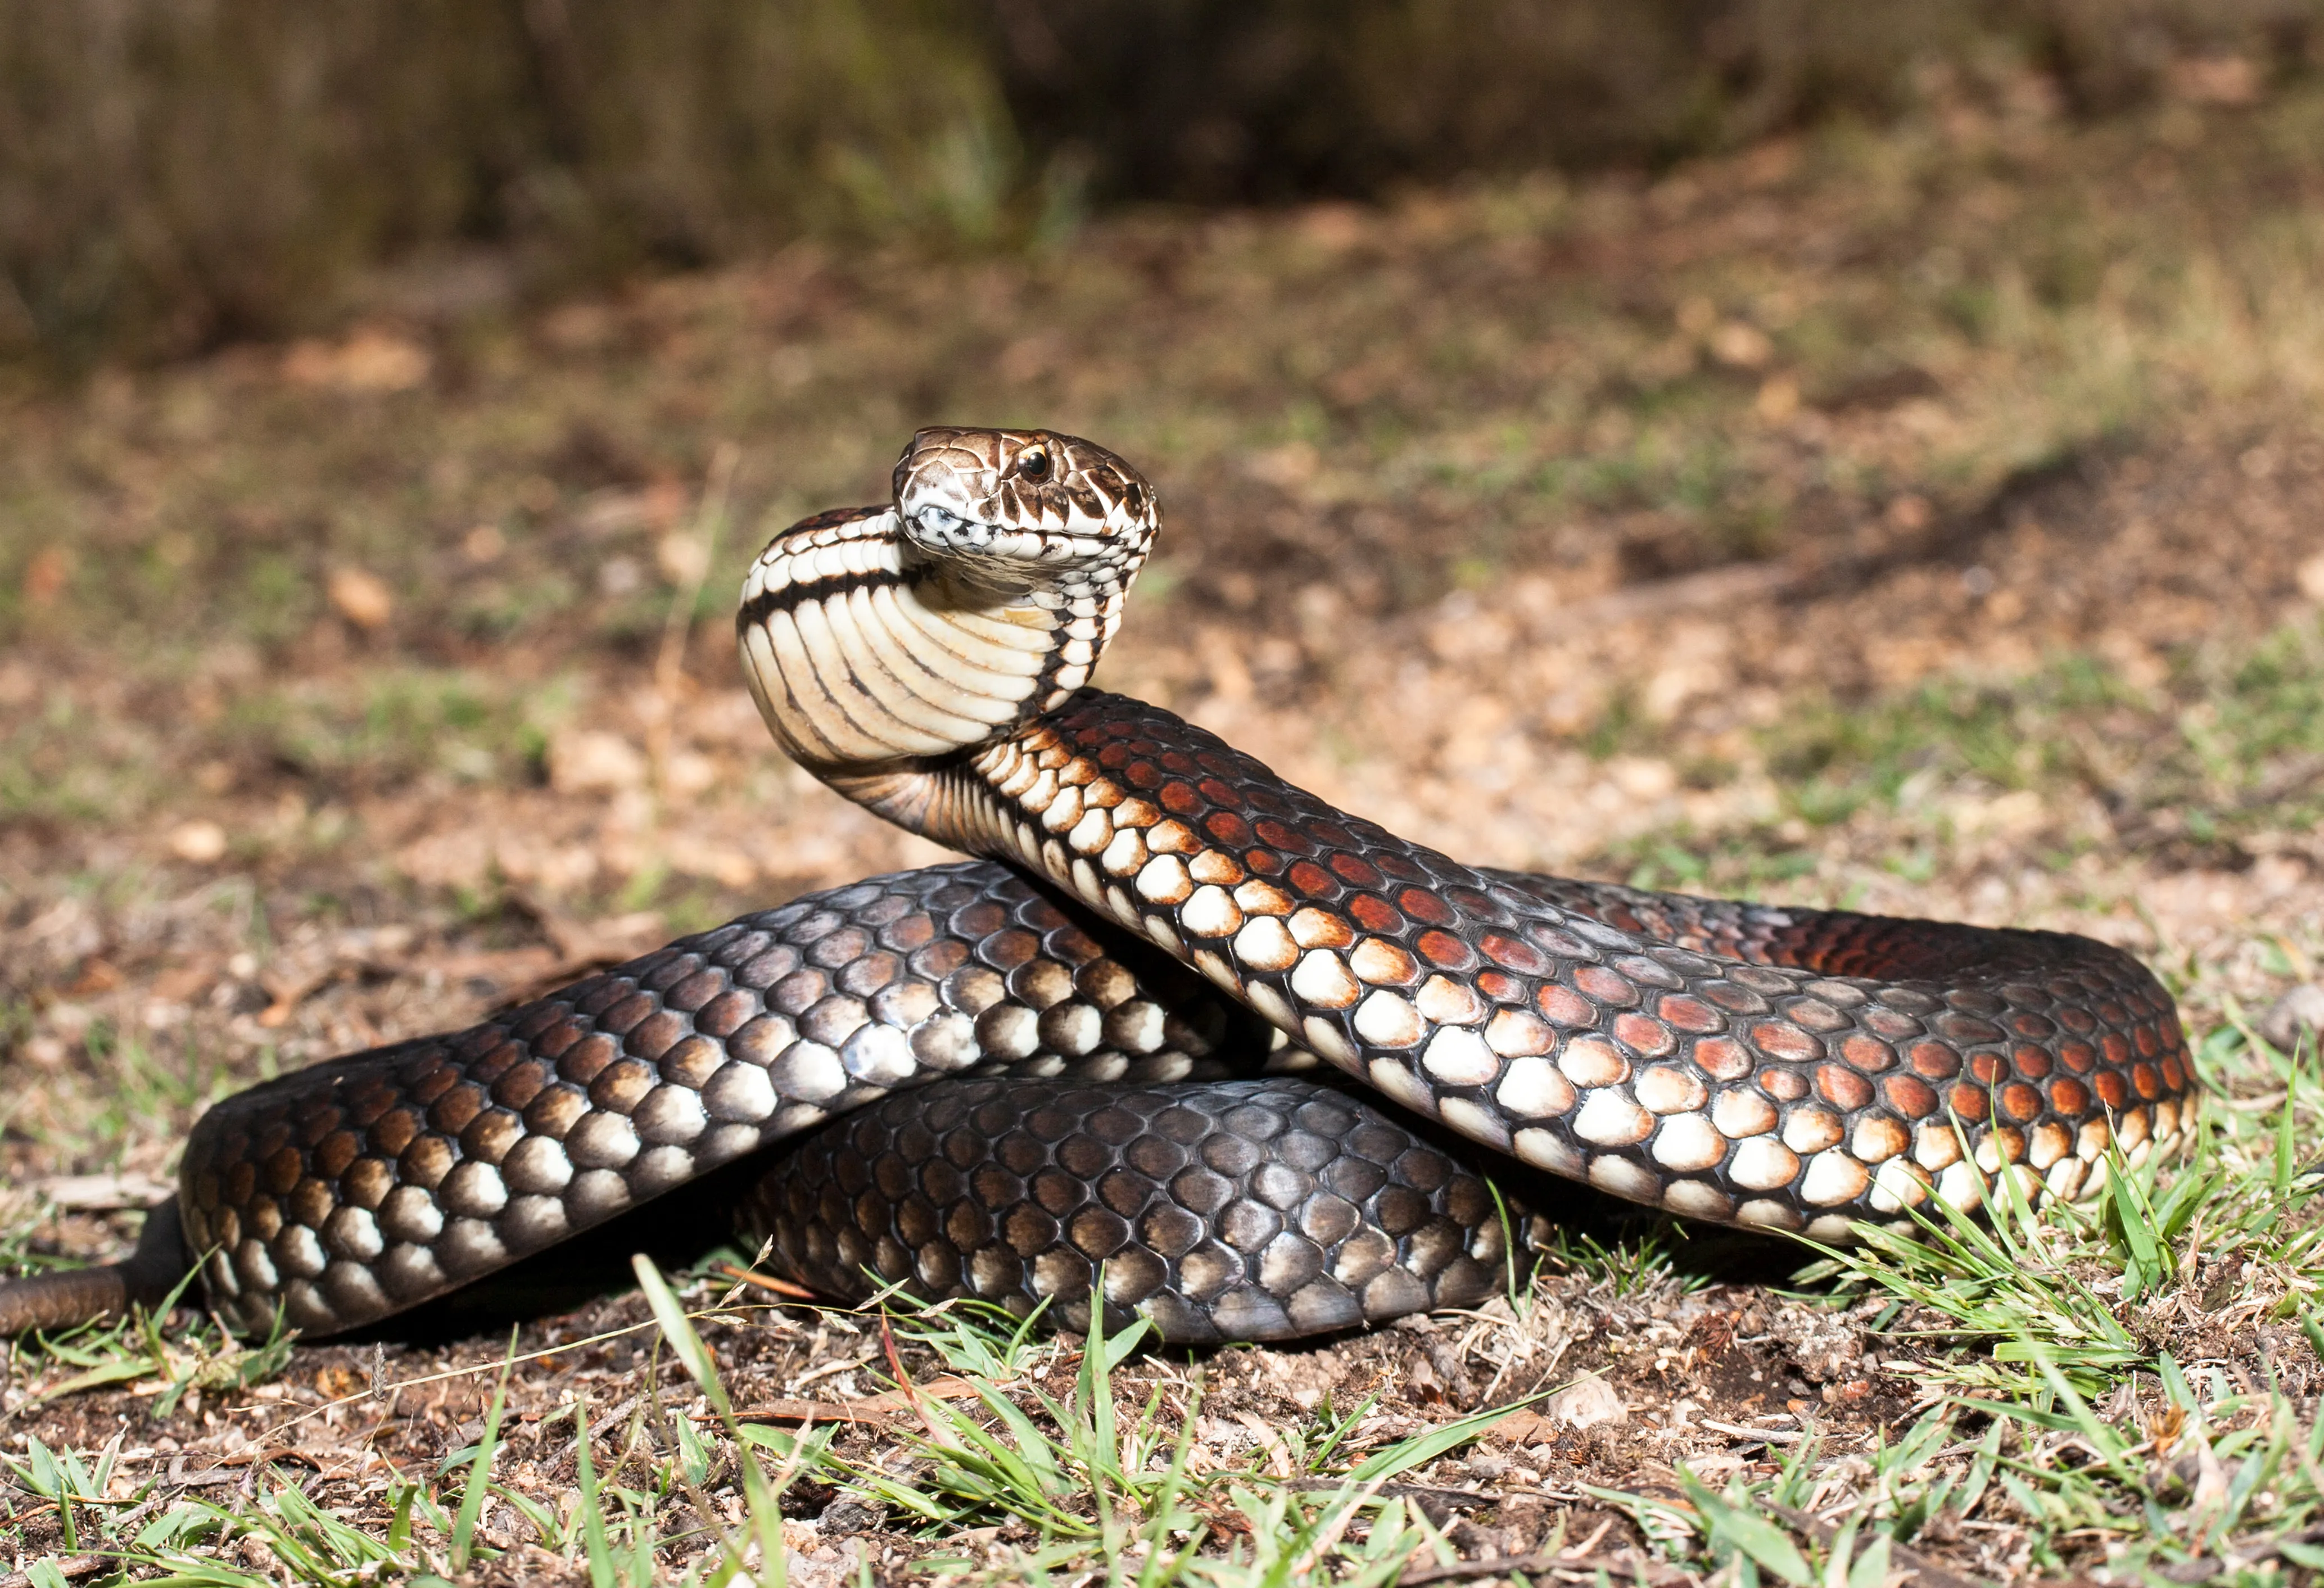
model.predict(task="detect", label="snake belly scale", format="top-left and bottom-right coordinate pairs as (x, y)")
top-left (0, 427), bottom-right (2196, 1343)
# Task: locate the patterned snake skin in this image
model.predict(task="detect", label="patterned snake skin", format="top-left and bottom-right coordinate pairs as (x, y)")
top-left (0, 429), bottom-right (2195, 1343)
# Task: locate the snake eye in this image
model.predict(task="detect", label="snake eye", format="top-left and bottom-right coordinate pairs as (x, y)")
top-left (1017, 448), bottom-right (1050, 482)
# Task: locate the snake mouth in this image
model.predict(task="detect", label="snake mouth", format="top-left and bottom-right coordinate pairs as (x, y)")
top-left (904, 502), bottom-right (1113, 567)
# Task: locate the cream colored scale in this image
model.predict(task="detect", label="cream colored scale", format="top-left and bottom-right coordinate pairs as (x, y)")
top-left (738, 512), bottom-right (1060, 768)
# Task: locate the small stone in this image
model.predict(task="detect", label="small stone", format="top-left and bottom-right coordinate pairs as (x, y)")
top-left (1543, 1369), bottom-right (1627, 1430)
top-left (463, 524), bottom-right (506, 564)
top-left (169, 819), bottom-right (229, 863)
top-left (2259, 985), bottom-right (2324, 1055)
top-left (1708, 321), bottom-right (1773, 369)
top-left (327, 566), bottom-right (395, 631)
top-left (549, 730), bottom-right (648, 794)
top-left (817, 1500), bottom-right (884, 1536)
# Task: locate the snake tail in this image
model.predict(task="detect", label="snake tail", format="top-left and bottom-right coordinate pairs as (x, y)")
top-left (0, 1201), bottom-right (193, 1335)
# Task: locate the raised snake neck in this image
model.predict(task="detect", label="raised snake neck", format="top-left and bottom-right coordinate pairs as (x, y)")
top-left (0, 427), bottom-right (2195, 1343)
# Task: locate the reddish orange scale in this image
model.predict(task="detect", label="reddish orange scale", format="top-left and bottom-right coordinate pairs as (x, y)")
top-left (1399, 888), bottom-right (1457, 926)
top-left (1205, 811), bottom-right (1252, 846)
top-left (2049, 1076), bottom-right (2090, 1115)
top-left (2095, 1070), bottom-right (2129, 1109)
top-left (1287, 861), bottom-right (1337, 898)
top-left (2010, 1046), bottom-right (2051, 1080)
top-left (1999, 1082), bottom-right (2042, 1123)
top-left (1839, 1034), bottom-right (1895, 1073)
top-left (1256, 819), bottom-right (1316, 856)
top-left (1613, 1013), bottom-right (1676, 1057)
top-left (1349, 894), bottom-right (1404, 934)
top-left (1749, 1021), bottom-right (1820, 1062)
top-left (1658, 994), bottom-right (1724, 1034)
top-left (1415, 930), bottom-right (1474, 969)
top-left (1884, 1074), bottom-right (1938, 1118)
top-left (1817, 1065), bottom-right (1873, 1110)
top-left (1575, 965), bottom-right (1641, 1006)
top-left (2132, 1063), bottom-right (2161, 1100)
top-left (1479, 933), bottom-right (1549, 975)
top-left (1331, 854), bottom-right (1383, 888)
top-left (1537, 984), bottom-right (1597, 1028)
top-left (1695, 1037), bottom-right (1752, 1080)
top-left (1947, 1083), bottom-right (1991, 1121)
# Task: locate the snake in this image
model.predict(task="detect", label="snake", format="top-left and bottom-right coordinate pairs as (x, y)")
top-left (0, 428), bottom-right (2196, 1345)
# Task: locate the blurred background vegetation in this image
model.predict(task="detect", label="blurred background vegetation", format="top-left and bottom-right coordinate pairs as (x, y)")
top-left (4, 0), bottom-right (2321, 367)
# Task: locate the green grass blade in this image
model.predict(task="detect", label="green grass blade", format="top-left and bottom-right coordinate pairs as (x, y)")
top-left (1346, 1399), bottom-right (1534, 1483)
top-left (449, 1328), bottom-right (518, 1573)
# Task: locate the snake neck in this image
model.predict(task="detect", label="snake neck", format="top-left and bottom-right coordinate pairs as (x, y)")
top-left (736, 504), bottom-right (1131, 794)
top-left (737, 429), bottom-right (1155, 826)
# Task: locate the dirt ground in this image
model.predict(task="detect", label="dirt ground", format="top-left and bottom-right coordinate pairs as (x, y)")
top-left (7, 78), bottom-right (2324, 1584)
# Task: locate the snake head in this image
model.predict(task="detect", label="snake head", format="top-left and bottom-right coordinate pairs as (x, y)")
top-left (894, 427), bottom-right (1158, 590)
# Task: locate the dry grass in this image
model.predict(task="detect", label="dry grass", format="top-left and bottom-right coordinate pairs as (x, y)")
top-left (6, 75), bottom-right (2324, 1585)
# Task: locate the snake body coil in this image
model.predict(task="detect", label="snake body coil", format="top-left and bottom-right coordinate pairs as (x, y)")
top-left (1, 428), bottom-right (2196, 1343)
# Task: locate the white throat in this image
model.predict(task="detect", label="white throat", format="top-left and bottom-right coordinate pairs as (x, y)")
top-left (736, 508), bottom-right (1112, 771)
